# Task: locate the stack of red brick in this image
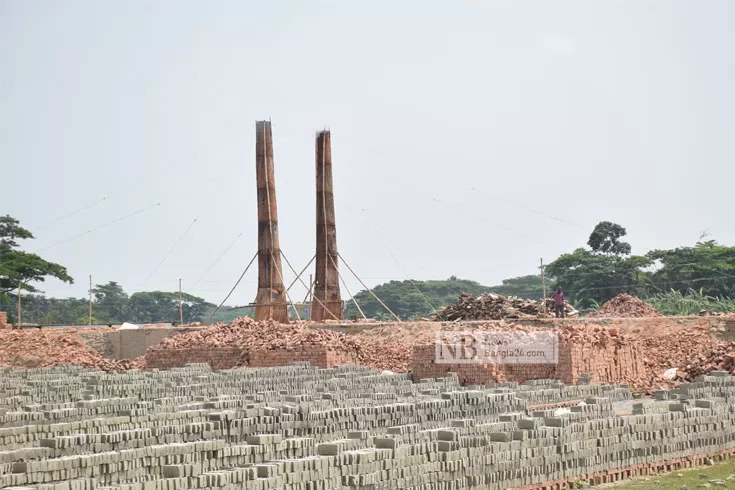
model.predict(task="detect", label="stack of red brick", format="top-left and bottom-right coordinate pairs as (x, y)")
top-left (413, 325), bottom-right (645, 386)
top-left (0, 312), bottom-right (11, 330)
top-left (145, 345), bottom-right (359, 370)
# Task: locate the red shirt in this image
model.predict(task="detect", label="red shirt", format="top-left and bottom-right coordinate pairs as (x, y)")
top-left (552, 291), bottom-right (565, 305)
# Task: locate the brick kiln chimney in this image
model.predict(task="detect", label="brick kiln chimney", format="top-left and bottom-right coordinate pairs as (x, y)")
top-left (254, 121), bottom-right (289, 323)
top-left (311, 130), bottom-right (343, 321)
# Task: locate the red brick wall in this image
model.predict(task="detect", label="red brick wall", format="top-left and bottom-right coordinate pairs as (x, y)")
top-left (145, 347), bottom-right (244, 370)
top-left (565, 341), bottom-right (643, 383)
top-left (145, 345), bottom-right (358, 371)
top-left (412, 340), bottom-right (643, 385)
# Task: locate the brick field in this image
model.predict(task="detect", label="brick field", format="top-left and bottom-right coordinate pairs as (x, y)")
top-left (1, 363), bottom-right (735, 489)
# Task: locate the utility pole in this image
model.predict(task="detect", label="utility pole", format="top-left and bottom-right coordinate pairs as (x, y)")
top-left (16, 280), bottom-right (21, 330)
top-left (540, 258), bottom-right (547, 313)
top-left (88, 275), bottom-right (93, 327)
top-left (179, 278), bottom-right (184, 326)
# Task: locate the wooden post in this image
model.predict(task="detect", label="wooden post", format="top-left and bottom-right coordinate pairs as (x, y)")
top-left (254, 120), bottom-right (289, 323)
top-left (540, 258), bottom-right (547, 313)
top-left (89, 275), bottom-right (93, 326)
top-left (16, 280), bottom-right (21, 329)
top-left (179, 278), bottom-right (183, 325)
top-left (312, 130), bottom-right (343, 321)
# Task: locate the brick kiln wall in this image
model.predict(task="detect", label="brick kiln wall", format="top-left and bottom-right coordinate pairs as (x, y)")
top-left (145, 345), bottom-right (359, 371)
top-left (564, 341), bottom-right (644, 384)
top-left (413, 340), bottom-right (644, 385)
top-left (145, 347), bottom-right (244, 370)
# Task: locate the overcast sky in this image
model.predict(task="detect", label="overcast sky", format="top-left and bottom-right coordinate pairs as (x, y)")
top-left (2, 0), bottom-right (734, 305)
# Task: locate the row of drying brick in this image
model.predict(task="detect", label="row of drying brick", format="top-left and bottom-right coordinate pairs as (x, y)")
top-left (2, 365), bottom-right (735, 490)
top-left (3, 396), bottom-right (735, 489)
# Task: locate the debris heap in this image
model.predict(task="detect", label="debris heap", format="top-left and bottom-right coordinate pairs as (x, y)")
top-left (680, 341), bottom-right (735, 380)
top-left (433, 293), bottom-right (577, 321)
top-left (587, 294), bottom-right (661, 318)
top-left (152, 317), bottom-right (412, 372)
top-left (0, 330), bottom-right (141, 371)
top-left (636, 324), bottom-right (717, 382)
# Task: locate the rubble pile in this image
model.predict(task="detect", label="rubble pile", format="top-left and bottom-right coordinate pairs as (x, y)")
top-left (152, 317), bottom-right (412, 372)
top-left (680, 341), bottom-right (735, 380)
top-left (157, 317), bottom-right (347, 351)
top-left (433, 293), bottom-right (577, 321)
top-left (0, 329), bottom-right (140, 371)
top-left (587, 294), bottom-right (661, 318)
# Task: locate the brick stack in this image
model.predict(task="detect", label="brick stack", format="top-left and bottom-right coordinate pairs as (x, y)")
top-left (144, 348), bottom-right (244, 370)
top-left (0, 312), bottom-right (11, 330)
top-left (413, 338), bottom-right (644, 386)
top-left (145, 346), bottom-right (359, 370)
top-left (1, 364), bottom-right (734, 489)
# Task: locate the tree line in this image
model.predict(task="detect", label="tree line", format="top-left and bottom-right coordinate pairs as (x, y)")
top-left (0, 215), bottom-right (217, 325)
top-left (347, 221), bottom-right (735, 319)
top-left (2, 214), bottom-right (735, 324)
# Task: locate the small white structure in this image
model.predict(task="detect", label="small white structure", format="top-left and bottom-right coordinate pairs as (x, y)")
top-left (663, 367), bottom-right (678, 380)
top-left (118, 322), bottom-right (140, 330)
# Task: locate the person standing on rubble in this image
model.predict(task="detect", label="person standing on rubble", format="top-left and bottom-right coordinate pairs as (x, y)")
top-left (552, 287), bottom-right (565, 318)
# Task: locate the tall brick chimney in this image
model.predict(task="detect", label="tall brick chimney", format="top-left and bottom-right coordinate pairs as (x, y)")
top-left (311, 130), bottom-right (343, 321)
top-left (254, 121), bottom-right (289, 323)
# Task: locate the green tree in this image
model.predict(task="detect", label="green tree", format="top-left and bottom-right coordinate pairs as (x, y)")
top-left (0, 215), bottom-right (73, 294)
top-left (488, 274), bottom-right (548, 299)
top-left (647, 240), bottom-right (735, 298)
top-left (546, 221), bottom-right (652, 309)
top-left (126, 291), bottom-right (214, 323)
top-left (346, 278), bottom-right (493, 320)
top-left (92, 281), bottom-right (129, 322)
top-left (12, 295), bottom-right (98, 325)
top-left (587, 221), bottom-right (632, 255)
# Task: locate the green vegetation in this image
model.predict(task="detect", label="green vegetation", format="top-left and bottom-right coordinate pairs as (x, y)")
top-left (546, 222), bottom-right (652, 310)
top-left (0, 215), bottom-right (73, 295)
top-left (346, 277), bottom-right (492, 320)
top-left (612, 459), bottom-right (735, 489)
top-left (5, 284), bottom-right (216, 325)
top-left (488, 274), bottom-right (546, 299)
top-left (648, 240), bottom-right (735, 298)
top-left (546, 221), bottom-right (735, 311)
top-left (345, 275), bottom-right (548, 320)
top-left (2, 214), bottom-right (735, 323)
top-left (647, 288), bottom-right (735, 316)
top-left (345, 221), bottom-right (735, 319)
top-left (0, 215), bottom-right (215, 325)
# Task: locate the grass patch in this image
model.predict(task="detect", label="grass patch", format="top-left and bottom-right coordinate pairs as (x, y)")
top-left (608, 459), bottom-right (735, 489)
